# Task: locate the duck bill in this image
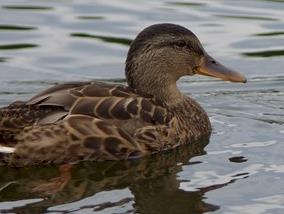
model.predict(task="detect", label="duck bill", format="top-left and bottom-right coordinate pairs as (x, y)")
top-left (196, 54), bottom-right (247, 83)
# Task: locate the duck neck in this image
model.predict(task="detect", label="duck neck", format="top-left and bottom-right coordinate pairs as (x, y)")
top-left (126, 65), bottom-right (183, 104)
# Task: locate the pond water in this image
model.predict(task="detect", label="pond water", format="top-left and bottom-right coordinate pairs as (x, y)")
top-left (0, 0), bottom-right (283, 213)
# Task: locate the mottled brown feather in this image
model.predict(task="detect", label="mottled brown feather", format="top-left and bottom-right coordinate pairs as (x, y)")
top-left (95, 97), bottom-right (115, 119)
top-left (82, 84), bottom-right (111, 97)
top-left (110, 98), bottom-right (131, 120)
top-left (70, 98), bottom-right (100, 117)
top-left (127, 99), bottom-right (139, 115)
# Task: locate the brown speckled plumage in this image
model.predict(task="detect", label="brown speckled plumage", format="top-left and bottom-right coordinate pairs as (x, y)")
top-left (1, 81), bottom-right (209, 166)
top-left (0, 23), bottom-right (246, 166)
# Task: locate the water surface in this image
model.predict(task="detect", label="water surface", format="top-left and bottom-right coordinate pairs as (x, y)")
top-left (0, 0), bottom-right (283, 213)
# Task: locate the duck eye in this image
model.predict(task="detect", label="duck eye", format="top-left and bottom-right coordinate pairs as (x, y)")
top-left (176, 41), bottom-right (186, 47)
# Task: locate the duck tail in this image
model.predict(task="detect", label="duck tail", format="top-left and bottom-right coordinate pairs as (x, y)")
top-left (0, 145), bottom-right (15, 153)
top-left (0, 145), bottom-right (15, 165)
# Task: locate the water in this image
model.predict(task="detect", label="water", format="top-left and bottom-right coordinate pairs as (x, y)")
top-left (0, 0), bottom-right (283, 213)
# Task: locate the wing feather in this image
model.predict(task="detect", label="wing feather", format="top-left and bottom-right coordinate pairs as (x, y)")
top-left (25, 81), bottom-right (172, 126)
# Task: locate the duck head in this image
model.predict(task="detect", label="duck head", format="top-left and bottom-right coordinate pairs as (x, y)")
top-left (125, 23), bottom-right (246, 103)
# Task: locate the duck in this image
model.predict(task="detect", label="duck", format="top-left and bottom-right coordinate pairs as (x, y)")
top-left (0, 23), bottom-right (246, 166)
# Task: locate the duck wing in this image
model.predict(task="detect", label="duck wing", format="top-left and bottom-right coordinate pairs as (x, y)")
top-left (1, 81), bottom-right (172, 137)
top-left (26, 81), bottom-right (172, 128)
top-left (1, 81), bottom-right (174, 165)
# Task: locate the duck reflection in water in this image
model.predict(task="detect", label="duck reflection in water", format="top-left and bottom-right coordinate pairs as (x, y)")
top-left (0, 137), bottom-right (225, 214)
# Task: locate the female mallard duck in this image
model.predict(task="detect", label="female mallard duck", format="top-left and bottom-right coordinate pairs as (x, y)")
top-left (0, 23), bottom-right (246, 166)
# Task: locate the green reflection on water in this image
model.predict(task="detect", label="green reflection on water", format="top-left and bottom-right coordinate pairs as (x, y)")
top-left (0, 57), bottom-right (9, 62)
top-left (0, 25), bottom-right (36, 31)
top-left (243, 49), bottom-right (284, 57)
top-left (254, 31), bottom-right (284, 36)
top-left (77, 16), bottom-right (104, 20)
top-left (216, 15), bottom-right (278, 21)
top-left (263, 0), bottom-right (284, 2)
top-left (71, 33), bottom-right (132, 46)
top-left (0, 44), bottom-right (38, 50)
top-left (2, 5), bottom-right (52, 10)
top-left (166, 2), bottom-right (205, 7)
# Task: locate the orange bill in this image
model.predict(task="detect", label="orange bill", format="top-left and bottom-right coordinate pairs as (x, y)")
top-left (196, 54), bottom-right (247, 83)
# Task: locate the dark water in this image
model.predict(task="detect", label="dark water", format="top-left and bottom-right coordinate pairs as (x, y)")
top-left (0, 0), bottom-right (283, 213)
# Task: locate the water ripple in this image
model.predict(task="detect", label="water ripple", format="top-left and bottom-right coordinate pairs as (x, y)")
top-left (0, 25), bottom-right (37, 31)
top-left (227, 195), bottom-right (284, 214)
top-left (70, 33), bottom-right (132, 46)
top-left (48, 189), bottom-right (133, 213)
top-left (0, 43), bottom-right (38, 50)
top-left (179, 164), bottom-right (264, 192)
top-left (2, 5), bottom-right (53, 10)
top-left (230, 140), bottom-right (277, 148)
top-left (0, 199), bottom-right (43, 211)
top-left (243, 49), bottom-right (284, 57)
top-left (215, 14), bottom-right (279, 21)
top-left (77, 16), bottom-right (105, 20)
top-left (254, 31), bottom-right (284, 36)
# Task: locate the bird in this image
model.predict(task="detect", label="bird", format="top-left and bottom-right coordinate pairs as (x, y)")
top-left (0, 23), bottom-right (246, 166)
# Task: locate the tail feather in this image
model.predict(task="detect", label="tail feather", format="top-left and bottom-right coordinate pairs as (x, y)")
top-left (0, 145), bottom-right (15, 165)
top-left (0, 145), bottom-right (15, 153)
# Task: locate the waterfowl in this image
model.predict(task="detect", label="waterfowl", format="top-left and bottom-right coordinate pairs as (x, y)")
top-left (0, 23), bottom-right (246, 166)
